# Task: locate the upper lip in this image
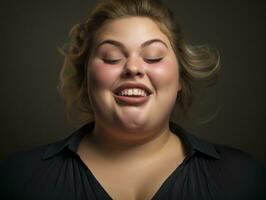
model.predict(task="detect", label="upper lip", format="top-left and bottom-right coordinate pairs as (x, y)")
top-left (113, 82), bottom-right (153, 95)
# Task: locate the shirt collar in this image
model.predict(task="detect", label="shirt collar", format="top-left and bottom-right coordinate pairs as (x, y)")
top-left (169, 122), bottom-right (221, 159)
top-left (42, 121), bottom-right (221, 160)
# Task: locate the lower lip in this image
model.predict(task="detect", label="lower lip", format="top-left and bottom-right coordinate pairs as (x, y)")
top-left (113, 94), bottom-right (150, 105)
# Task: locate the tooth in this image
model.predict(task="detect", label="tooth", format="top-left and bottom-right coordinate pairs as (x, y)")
top-left (118, 88), bottom-right (149, 96)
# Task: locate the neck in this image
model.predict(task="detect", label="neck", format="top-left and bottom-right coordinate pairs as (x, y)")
top-left (85, 119), bottom-right (173, 162)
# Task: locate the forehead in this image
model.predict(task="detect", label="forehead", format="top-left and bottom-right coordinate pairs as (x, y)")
top-left (94, 17), bottom-right (171, 47)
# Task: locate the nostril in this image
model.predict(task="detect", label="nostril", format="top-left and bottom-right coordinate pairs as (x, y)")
top-left (122, 70), bottom-right (144, 78)
top-left (122, 60), bottom-right (145, 77)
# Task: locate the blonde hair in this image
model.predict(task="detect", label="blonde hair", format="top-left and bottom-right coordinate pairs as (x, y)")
top-left (57, 0), bottom-right (220, 124)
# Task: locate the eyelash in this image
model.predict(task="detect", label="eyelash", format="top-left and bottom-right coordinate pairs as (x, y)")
top-left (103, 58), bottom-right (163, 65)
top-left (144, 58), bottom-right (163, 64)
top-left (103, 59), bottom-right (121, 64)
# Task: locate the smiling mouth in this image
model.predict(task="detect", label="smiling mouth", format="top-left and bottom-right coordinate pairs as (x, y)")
top-left (113, 90), bottom-right (151, 105)
top-left (113, 82), bottom-right (153, 105)
top-left (115, 88), bottom-right (150, 97)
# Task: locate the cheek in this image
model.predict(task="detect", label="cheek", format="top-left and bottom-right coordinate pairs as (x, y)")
top-left (88, 60), bottom-right (120, 90)
top-left (148, 59), bottom-right (179, 87)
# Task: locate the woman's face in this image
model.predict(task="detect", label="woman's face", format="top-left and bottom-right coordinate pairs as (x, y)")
top-left (87, 17), bottom-right (181, 132)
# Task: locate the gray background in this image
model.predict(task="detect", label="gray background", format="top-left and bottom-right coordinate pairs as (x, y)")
top-left (0, 0), bottom-right (265, 166)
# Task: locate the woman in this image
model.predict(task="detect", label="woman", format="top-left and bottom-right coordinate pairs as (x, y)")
top-left (0, 0), bottom-right (265, 199)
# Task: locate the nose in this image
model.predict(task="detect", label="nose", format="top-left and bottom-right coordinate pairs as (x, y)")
top-left (121, 56), bottom-right (145, 78)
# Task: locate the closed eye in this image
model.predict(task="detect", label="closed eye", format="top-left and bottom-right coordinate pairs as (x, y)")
top-left (103, 58), bottom-right (121, 64)
top-left (144, 58), bottom-right (163, 64)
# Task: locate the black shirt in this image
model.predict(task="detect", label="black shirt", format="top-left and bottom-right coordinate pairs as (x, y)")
top-left (0, 121), bottom-right (265, 200)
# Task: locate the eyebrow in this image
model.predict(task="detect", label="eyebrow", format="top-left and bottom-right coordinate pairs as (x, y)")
top-left (95, 39), bottom-right (169, 50)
